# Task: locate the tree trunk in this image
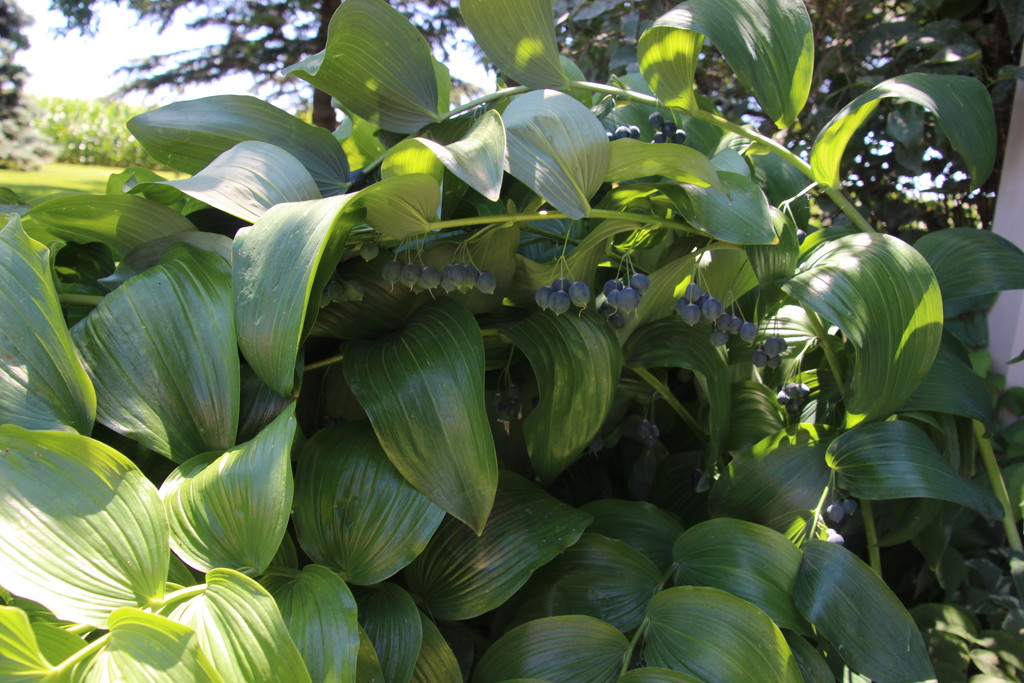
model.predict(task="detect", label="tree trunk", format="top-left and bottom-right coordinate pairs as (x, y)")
top-left (311, 0), bottom-right (341, 130)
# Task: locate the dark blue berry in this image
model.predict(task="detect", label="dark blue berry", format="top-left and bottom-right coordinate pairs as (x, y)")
top-left (766, 355), bottom-right (782, 369)
top-left (678, 302), bottom-right (701, 326)
top-left (628, 125), bottom-right (641, 139)
top-left (739, 321), bottom-right (758, 342)
top-left (672, 129), bottom-right (687, 145)
top-left (381, 260), bottom-right (402, 284)
top-left (826, 529), bottom-right (845, 545)
top-left (401, 262), bottom-right (420, 287)
top-left (608, 312), bottom-right (627, 329)
top-left (777, 390), bottom-right (790, 406)
top-left (701, 296), bottom-right (723, 320)
top-left (613, 125), bottom-right (630, 140)
top-left (597, 301), bottom-right (615, 316)
top-left (419, 266), bottom-right (441, 289)
top-left (710, 330), bottom-right (729, 346)
top-left (476, 269), bottom-right (497, 294)
top-left (535, 285), bottom-right (555, 309)
top-left (662, 121), bottom-right (677, 137)
top-left (653, 131), bottom-right (666, 143)
top-left (549, 290), bottom-right (571, 315)
top-left (763, 336), bottom-right (786, 358)
top-left (648, 111), bottom-right (664, 129)
top-left (552, 276), bottom-right (571, 292)
top-left (616, 287), bottom-right (641, 312)
top-left (603, 278), bottom-right (625, 297)
top-left (826, 502), bottom-right (846, 523)
top-left (751, 348), bottom-right (769, 367)
top-left (568, 281), bottom-right (591, 307)
top-left (684, 282), bottom-right (703, 302)
top-left (842, 499), bottom-right (858, 515)
top-left (629, 272), bottom-right (650, 294)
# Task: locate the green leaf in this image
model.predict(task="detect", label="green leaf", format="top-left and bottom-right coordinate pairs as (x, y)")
top-left (128, 95), bottom-right (349, 196)
top-left (413, 111), bottom-right (506, 201)
top-left (353, 175), bottom-right (441, 240)
top-left (72, 245), bottom-right (239, 461)
top-left (344, 299), bottom-right (498, 533)
top-left (618, 668), bottom-right (702, 683)
top-left (357, 584), bottom-right (422, 683)
top-left (643, 586), bottom-right (803, 682)
top-left (914, 227), bottom-right (1024, 300)
top-left (461, 0), bottom-right (568, 90)
top-left (784, 632), bottom-right (834, 683)
top-left (827, 421), bottom-right (1002, 518)
top-left (160, 405), bottom-right (297, 574)
top-left (639, 0), bottom-right (814, 127)
top-left (0, 606), bottom-right (56, 678)
top-left (794, 541), bottom-right (935, 682)
top-left (503, 310), bottom-right (622, 482)
top-left (511, 532), bottom-right (663, 631)
top-left (165, 568), bottom-right (310, 683)
top-left (671, 518), bottom-right (807, 633)
top-left (158, 142), bottom-right (320, 223)
top-left (503, 90), bottom-right (609, 220)
top-left (579, 500), bottom-right (685, 572)
top-left (284, 0), bottom-right (440, 133)
top-left (261, 565), bottom-right (359, 683)
top-left (79, 607), bottom-right (221, 683)
top-left (810, 74), bottom-right (996, 189)
top-left (782, 233), bottom-right (943, 426)
top-left (898, 346), bottom-right (993, 421)
top-left (405, 471), bottom-right (591, 620)
top-left (659, 172), bottom-right (777, 245)
top-left (0, 217), bottom-right (95, 433)
top-left (98, 232), bottom-right (233, 292)
top-left (604, 138), bottom-right (719, 187)
top-left (23, 193), bottom-right (196, 259)
top-left (293, 421), bottom-right (444, 585)
top-left (234, 195), bottom-right (357, 396)
top-left (0, 426), bottom-right (168, 629)
top-left (473, 615), bottom-right (628, 683)
top-left (356, 625), bottom-right (385, 683)
top-left (381, 140), bottom-right (444, 185)
top-left (410, 612), bottom-right (461, 683)
top-left (725, 382), bottom-right (786, 452)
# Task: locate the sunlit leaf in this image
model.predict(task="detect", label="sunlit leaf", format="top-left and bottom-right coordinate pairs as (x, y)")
top-left (639, 0), bottom-right (814, 127)
top-left (405, 471), bottom-right (591, 620)
top-left (503, 90), bottom-right (609, 219)
top-left (344, 299), bottom-right (498, 533)
top-left (128, 95), bottom-right (350, 196)
top-left (262, 565), bottom-right (359, 683)
top-left (73, 245), bottom-right (239, 461)
top-left (811, 74), bottom-right (995, 189)
top-left (604, 138), bottom-right (718, 187)
top-left (0, 216), bottom-right (95, 434)
top-left (234, 195), bottom-right (358, 396)
top-left (644, 586), bottom-right (803, 682)
top-left (794, 541), bottom-right (935, 682)
top-left (461, 0), bottom-right (568, 90)
top-left (0, 606), bottom-right (57, 678)
top-left (659, 172), bottom-right (777, 245)
top-left (413, 111), bottom-right (506, 201)
top-left (357, 583), bottom-right (422, 683)
top-left (0, 426), bottom-right (168, 629)
top-left (353, 175), bottom-right (440, 240)
top-left (474, 615), bottom-right (628, 683)
top-left (293, 421), bottom-right (444, 585)
top-left (503, 310), bottom-right (621, 482)
top-left (782, 232), bottom-right (943, 426)
top-left (914, 227), bottom-right (1024, 300)
top-left (284, 0), bottom-right (440, 133)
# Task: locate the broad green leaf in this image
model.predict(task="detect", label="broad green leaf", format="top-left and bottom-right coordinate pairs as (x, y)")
top-left (78, 607), bottom-right (220, 683)
top-left (794, 541), bottom-right (935, 682)
top-left (0, 606), bottom-right (56, 678)
top-left (784, 632), bottom-right (834, 683)
top-left (639, 0), bottom-right (814, 127)
top-left (262, 565), bottom-right (359, 683)
top-left (503, 310), bottom-right (621, 482)
top-left (158, 142), bottom-right (320, 223)
top-left (31, 622), bottom-right (87, 667)
top-left (625, 318), bottom-right (730, 459)
top-left (461, 0), bottom-right (568, 90)
top-left (659, 172), bottom-right (777, 245)
top-left (0, 217), bottom-right (95, 433)
top-left (311, 256), bottom-right (424, 341)
top-left (511, 532), bottom-right (662, 631)
top-left (165, 568), bottom-right (310, 683)
top-left (410, 612), bottom-right (461, 683)
top-left (160, 405), bottom-right (297, 574)
top-left (782, 232), bottom-right (943, 426)
top-left (23, 193), bottom-right (196, 259)
top-left (234, 195), bottom-right (357, 396)
top-left (618, 668), bottom-right (702, 683)
top-left (898, 346), bottom-right (993, 421)
top-left (344, 299), bottom-right (497, 533)
top-left (293, 421), bottom-right (444, 585)
top-left (405, 471), bottom-right (591, 620)
top-left (914, 227), bottom-right (1024, 300)
top-left (284, 0), bottom-right (440, 133)
top-left (413, 111), bottom-right (506, 201)
top-left (827, 421), bottom-right (1002, 518)
top-left (746, 208), bottom-right (801, 308)
top-left (672, 518), bottom-right (807, 633)
top-left (725, 381), bottom-right (786, 452)
top-left (72, 245), bottom-right (239, 461)
top-left (98, 232), bottom-right (233, 292)
top-left (238, 365), bottom-right (295, 442)
top-left (604, 138), bottom-right (719, 187)
top-left (0, 426), bottom-right (168, 629)
top-left (357, 584), bottom-right (422, 683)
top-left (644, 586), bottom-right (803, 682)
top-left (356, 625), bottom-right (385, 683)
top-left (128, 95), bottom-right (349, 196)
top-left (811, 74), bottom-right (996, 189)
top-left (353, 175), bottom-right (440, 240)
top-left (579, 500), bottom-right (685, 572)
top-left (503, 90), bottom-right (609, 220)
top-left (381, 140), bottom-right (445, 185)
top-left (473, 615), bottom-right (628, 683)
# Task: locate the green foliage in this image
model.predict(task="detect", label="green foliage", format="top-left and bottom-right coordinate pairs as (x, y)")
top-left (36, 97), bottom-right (158, 168)
top-left (0, 1), bottom-right (56, 171)
top-left (1, 0), bottom-right (1022, 681)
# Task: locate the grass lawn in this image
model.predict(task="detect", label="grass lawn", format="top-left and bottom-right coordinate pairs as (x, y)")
top-left (0, 163), bottom-right (185, 204)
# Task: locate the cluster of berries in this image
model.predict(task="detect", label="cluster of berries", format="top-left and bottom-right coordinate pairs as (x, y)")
top-left (636, 418), bottom-right (660, 449)
top-left (596, 272), bottom-right (650, 329)
top-left (750, 336), bottom-right (788, 368)
top-left (492, 386), bottom-right (522, 436)
top-left (673, 283), bottom-right (754, 344)
top-left (649, 111), bottom-right (687, 145)
top-left (321, 279), bottom-right (364, 306)
top-left (824, 498), bottom-right (858, 545)
top-left (776, 382), bottom-right (811, 414)
top-left (536, 277), bottom-right (591, 315)
top-left (382, 260), bottom-right (496, 294)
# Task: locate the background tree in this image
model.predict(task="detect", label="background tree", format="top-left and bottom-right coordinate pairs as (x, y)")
top-left (0, 0), bottom-right (55, 170)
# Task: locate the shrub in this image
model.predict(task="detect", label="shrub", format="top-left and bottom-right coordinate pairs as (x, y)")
top-left (1, 0), bottom-right (1023, 680)
top-left (36, 97), bottom-right (157, 168)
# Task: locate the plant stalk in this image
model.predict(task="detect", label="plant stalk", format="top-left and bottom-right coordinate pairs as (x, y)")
top-left (304, 353), bottom-right (345, 372)
top-left (430, 209), bottom-right (695, 234)
top-left (974, 421), bottom-right (1024, 553)
top-left (806, 310), bottom-right (846, 397)
top-left (53, 632), bottom-right (111, 674)
top-left (861, 498), bottom-right (882, 576)
top-left (629, 366), bottom-right (704, 436)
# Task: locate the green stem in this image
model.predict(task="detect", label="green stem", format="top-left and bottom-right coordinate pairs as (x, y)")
top-left (803, 483), bottom-right (832, 546)
top-left (304, 353), bottom-right (344, 373)
top-left (160, 583), bottom-right (208, 607)
top-left (64, 623), bottom-right (94, 636)
top-left (430, 209), bottom-right (694, 234)
top-left (974, 420), bottom-right (1024, 558)
top-left (620, 618), bottom-right (650, 677)
top-left (59, 293), bottom-right (103, 307)
top-left (629, 366), bottom-right (705, 436)
top-left (442, 85), bottom-right (532, 121)
top-left (861, 499), bottom-right (882, 576)
top-left (806, 311), bottom-right (846, 396)
top-left (53, 632), bottom-right (111, 673)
